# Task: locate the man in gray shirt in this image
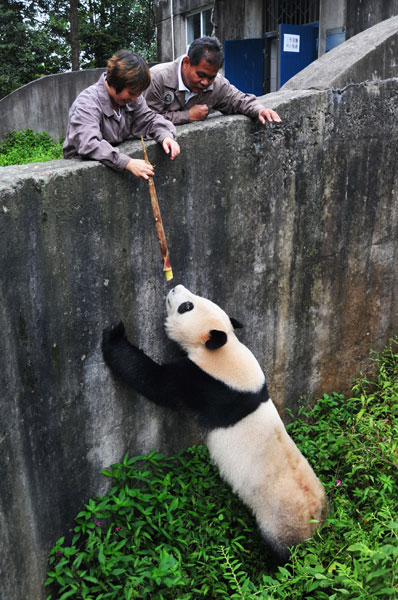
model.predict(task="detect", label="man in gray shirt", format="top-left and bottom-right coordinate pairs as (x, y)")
top-left (63, 50), bottom-right (180, 178)
top-left (143, 36), bottom-right (281, 126)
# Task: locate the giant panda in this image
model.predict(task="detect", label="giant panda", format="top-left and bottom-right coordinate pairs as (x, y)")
top-left (102, 284), bottom-right (327, 564)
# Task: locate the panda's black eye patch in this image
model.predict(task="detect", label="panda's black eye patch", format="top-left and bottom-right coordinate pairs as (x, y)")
top-left (178, 301), bottom-right (194, 314)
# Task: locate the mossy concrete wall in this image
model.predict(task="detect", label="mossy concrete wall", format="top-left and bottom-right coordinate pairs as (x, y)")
top-left (1, 19), bottom-right (398, 600)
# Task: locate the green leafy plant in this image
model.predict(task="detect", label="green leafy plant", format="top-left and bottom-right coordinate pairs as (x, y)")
top-left (45, 338), bottom-right (398, 599)
top-left (0, 129), bottom-right (63, 166)
top-left (45, 447), bottom-right (267, 600)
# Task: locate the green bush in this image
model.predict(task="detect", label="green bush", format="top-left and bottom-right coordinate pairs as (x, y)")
top-left (45, 338), bottom-right (398, 599)
top-left (0, 129), bottom-right (63, 166)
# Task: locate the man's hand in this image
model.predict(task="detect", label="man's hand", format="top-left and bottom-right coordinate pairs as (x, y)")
top-left (162, 137), bottom-right (180, 160)
top-left (125, 158), bottom-right (154, 179)
top-left (189, 104), bottom-right (209, 122)
top-left (258, 108), bottom-right (282, 125)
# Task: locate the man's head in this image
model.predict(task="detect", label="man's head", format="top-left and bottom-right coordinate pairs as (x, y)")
top-left (106, 50), bottom-right (151, 96)
top-left (188, 36), bottom-right (224, 69)
top-left (182, 36), bottom-right (224, 94)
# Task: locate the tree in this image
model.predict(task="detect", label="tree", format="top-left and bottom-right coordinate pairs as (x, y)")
top-left (35, 0), bottom-right (156, 69)
top-left (0, 0), bottom-right (69, 98)
top-left (79, 0), bottom-right (156, 68)
top-left (0, 0), bottom-right (156, 99)
top-left (70, 0), bottom-right (80, 70)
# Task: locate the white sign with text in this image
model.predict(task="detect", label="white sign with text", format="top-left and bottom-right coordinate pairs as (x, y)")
top-left (283, 34), bottom-right (300, 53)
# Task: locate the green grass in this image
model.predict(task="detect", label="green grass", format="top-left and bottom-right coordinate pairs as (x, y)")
top-left (0, 129), bottom-right (63, 166)
top-left (45, 338), bottom-right (398, 599)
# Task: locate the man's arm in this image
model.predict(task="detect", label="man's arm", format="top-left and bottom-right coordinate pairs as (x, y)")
top-left (130, 95), bottom-right (177, 142)
top-left (211, 75), bottom-right (281, 123)
top-left (63, 100), bottom-right (131, 172)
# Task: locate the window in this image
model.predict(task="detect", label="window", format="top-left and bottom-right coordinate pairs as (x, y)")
top-left (186, 7), bottom-right (213, 48)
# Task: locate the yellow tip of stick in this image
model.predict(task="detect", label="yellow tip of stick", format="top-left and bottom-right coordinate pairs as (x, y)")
top-left (165, 269), bottom-right (173, 281)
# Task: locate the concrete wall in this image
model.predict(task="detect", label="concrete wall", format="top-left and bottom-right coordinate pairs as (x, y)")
top-left (0, 68), bottom-right (105, 142)
top-left (1, 18), bottom-right (398, 600)
top-left (319, 0), bottom-right (346, 56)
top-left (346, 0), bottom-right (398, 39)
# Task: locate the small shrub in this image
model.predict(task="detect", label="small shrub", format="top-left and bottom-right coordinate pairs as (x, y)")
top-left (45, 338), bottom-right (398, 599)
top-left (0, 129), bottom-right (63, 166)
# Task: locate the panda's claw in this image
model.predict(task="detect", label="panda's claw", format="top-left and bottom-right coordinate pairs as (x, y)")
top-left (102, 321), bottom-right (126, 344)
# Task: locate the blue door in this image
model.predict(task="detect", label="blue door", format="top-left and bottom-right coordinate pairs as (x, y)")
top-left (224, 38), bottom-right (264, 95)
top-left (279, 23), bottom-right (318, 87)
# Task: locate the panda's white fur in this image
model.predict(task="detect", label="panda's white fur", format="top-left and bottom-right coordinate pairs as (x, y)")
top-left (102, 284), bottom-right (327, 563)
top-left (207, 402), bottom-right (326, 551)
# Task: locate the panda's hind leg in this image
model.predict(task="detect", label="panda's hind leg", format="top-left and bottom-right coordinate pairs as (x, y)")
top-left (258, 527), bottom-right (291, 566)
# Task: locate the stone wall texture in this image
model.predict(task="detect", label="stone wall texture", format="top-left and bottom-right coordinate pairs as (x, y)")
top-left (346, 0), bottom-right (398, 39)
top-left (1, 17), bottom-right (398, 600)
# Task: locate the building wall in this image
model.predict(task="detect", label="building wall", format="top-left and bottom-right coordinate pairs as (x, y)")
top-left (155, 1), bottom-right (398, 86)
top-left (243, 0), bottom-right (263, 38)
top-left (154, 0), bottom-right (264, 61)
top-left (319, 0), bottom-right (346, 56)
top-left (213, 0), bottom-right (246, 43)
top-left (155, 0), bottom-right (212, 60)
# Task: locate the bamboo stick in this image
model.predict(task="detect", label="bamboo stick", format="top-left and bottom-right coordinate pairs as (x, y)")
top-left (141, 137), bottom-right (173, 281)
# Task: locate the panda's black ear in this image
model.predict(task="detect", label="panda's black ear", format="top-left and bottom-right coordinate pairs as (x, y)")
top-left (205, 329), bottom-right (227, 350)
top-left (230, 317), bottom-right (243, 329)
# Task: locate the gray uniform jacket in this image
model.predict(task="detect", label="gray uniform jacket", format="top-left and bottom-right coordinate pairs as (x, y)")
top-left (63, 73), bottom-right (176, 172)
top-left (143, 56), bottom-right (265, 125)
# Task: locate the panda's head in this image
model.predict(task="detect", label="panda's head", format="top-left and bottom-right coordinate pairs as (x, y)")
top-left (165, 285), bottom-right (242, 354)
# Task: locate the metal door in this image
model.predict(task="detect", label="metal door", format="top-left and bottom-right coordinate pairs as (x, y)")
top-left (279, 23), bottom-right (318, 87)
top-left (224, 38), bottom-right (264, 95)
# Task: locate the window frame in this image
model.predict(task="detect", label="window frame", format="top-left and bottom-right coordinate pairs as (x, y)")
top-left (185, 6), bottom-right (213, 50)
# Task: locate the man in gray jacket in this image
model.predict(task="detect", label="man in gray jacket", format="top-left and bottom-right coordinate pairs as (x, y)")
top-left (63, 50), bottom-right (180, 177)
top-left (143, 36), bottom-right (281, 126)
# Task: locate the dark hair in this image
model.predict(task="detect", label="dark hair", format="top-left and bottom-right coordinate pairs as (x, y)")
top-left (187, 36), bottom-right (224, 68)
top-left (106, 50), bottom-right (151, 94)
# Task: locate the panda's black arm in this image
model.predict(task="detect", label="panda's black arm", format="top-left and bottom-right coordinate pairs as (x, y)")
top-left (102, 321), bottom-right (183, 409)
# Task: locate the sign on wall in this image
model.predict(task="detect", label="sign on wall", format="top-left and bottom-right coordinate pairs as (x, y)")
top-left (283, 33), bottom-right (300, 53)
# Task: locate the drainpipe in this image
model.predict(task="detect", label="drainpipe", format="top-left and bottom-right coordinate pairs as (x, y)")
top-left (170, 0), bottom-right (175, 60)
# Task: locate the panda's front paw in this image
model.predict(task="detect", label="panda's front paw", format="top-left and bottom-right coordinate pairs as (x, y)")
top-left (102, 321), bottom-right (126, 346)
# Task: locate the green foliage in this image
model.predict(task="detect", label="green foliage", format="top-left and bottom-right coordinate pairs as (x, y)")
top-left (0, 130), bottom-right (63, 166)
top-left (45, 446), bottom-right (266, 600)
top-left (0, 1), bottom-right (156, 99)
top-left (45, 338), bottom-right (398, 599)
top-left (79, 0), bottom-right (157, 68)
top-left (0, 1), bottom-right (69, 98)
